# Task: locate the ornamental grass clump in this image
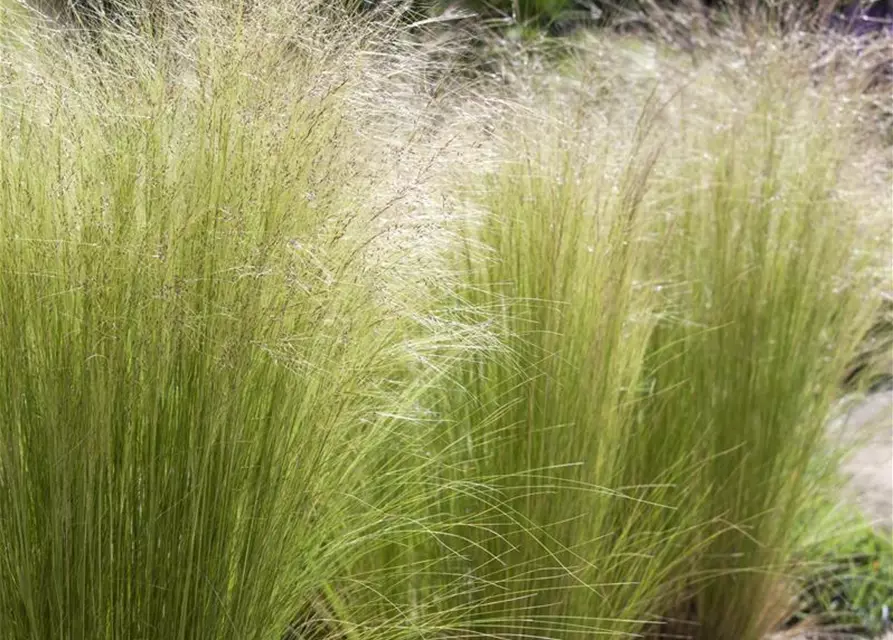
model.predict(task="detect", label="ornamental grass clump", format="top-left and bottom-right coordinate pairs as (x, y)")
top-left (629, 42), bottom-right (887, 639)
top-left (0, 2), bottom-right (456, 638)
top-left (417, 89), bottom-right (713, 636)
top-left (424, 30), bottom-right (887, 637)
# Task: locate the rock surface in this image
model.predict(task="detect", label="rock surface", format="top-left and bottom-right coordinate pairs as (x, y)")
top-left (834, 391), bottom-right (893, 531)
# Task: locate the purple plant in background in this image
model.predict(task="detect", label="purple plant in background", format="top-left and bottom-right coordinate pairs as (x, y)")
top-left (826, 0), bottom-right (893, 92)
top-left (829, 0), bottom-right (893, 37)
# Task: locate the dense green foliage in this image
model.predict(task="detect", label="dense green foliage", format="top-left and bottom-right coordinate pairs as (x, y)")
top-left (791, 520), bottom-right (893, 635)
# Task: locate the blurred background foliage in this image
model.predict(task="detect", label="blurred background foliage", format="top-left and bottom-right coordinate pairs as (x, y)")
top-left (42, 0), bottom-right (893, 36)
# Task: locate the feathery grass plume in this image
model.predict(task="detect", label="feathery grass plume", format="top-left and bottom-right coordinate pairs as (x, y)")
top-left (0, 1), bottom-right (466, 637)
